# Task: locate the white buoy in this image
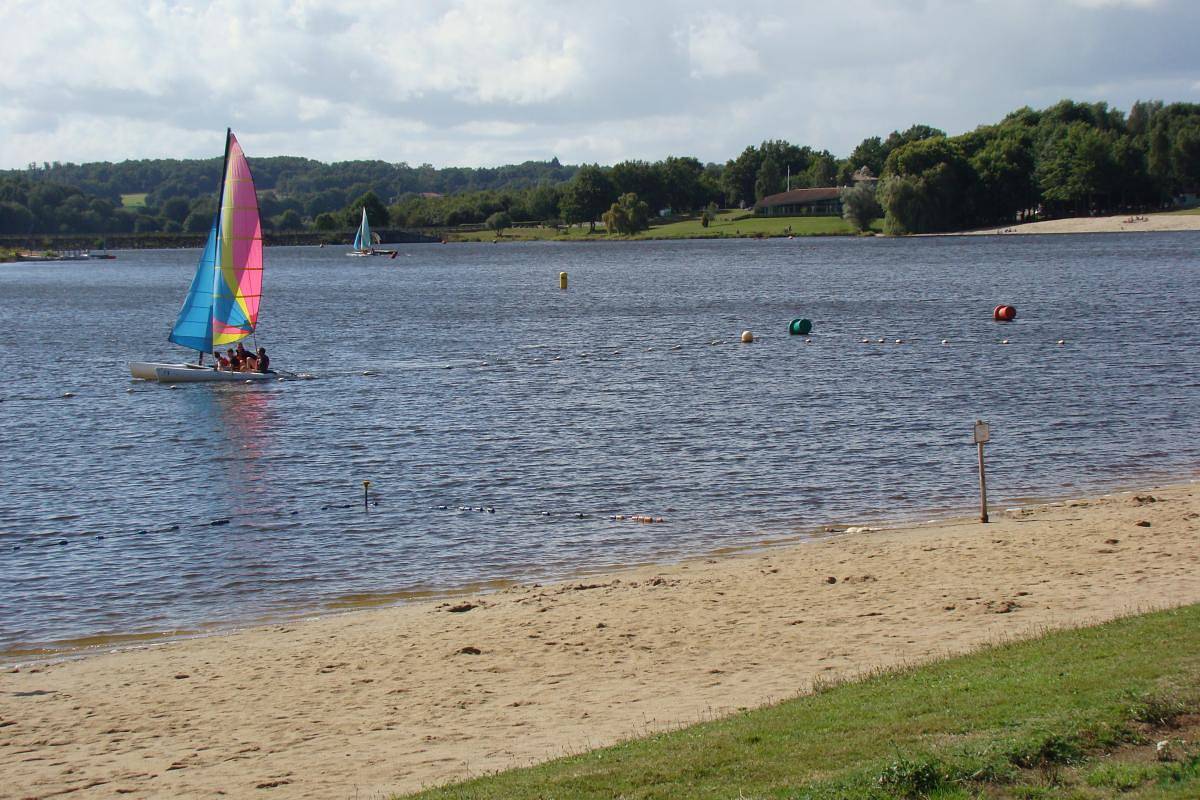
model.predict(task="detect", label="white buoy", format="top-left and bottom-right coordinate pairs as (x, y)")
top-left (877, 338), bottom-right (885, 344)
top-left (741, 330), bottom-right (754, 343)
top-left (1001, 339), bottom-right (1010, 345)
top-left (861, 338), bottom-right (870, 344)
top-left (1057, 339), bottom-right (1065, 345)
top-left (941, 339), bottom-right (949, 345)
top-left (62, 392), bottom-right (76, 398)
top-left (895, 339), bottom-right (903, 344)
top-left (805, 338), bottom-right (812, 344)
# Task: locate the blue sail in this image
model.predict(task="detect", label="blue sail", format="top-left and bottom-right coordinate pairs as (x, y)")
top-left (167, 219), bottom-right (219, 353)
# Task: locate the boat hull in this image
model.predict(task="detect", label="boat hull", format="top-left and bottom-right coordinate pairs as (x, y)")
top-left (129, 361), bottom-right (274, 383)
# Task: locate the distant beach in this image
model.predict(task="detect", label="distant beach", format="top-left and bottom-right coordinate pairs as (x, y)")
top-left (960, 211), bottom-right (1200, 236)
top-left (4, 482), bottom-right (1198, 799)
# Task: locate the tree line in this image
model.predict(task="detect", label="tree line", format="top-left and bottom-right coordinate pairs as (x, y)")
top-left (2, 99), bottom-right (1197, 238)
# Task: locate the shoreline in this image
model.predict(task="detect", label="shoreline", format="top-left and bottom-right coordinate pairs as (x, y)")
top-left (7, 467), bottom-right (1190, 666)
top-left (3, 211), bottom-right (1196, 261)
top-left (4, 479), bottom-right (1198, 799)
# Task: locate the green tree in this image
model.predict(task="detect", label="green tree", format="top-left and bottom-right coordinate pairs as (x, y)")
top-left (347, 190), bottom-right (389, 228)
top-left (840, 183), bottom-right (882, 232)
top-left (880, 137), bottom-right (975, 234)
top-left (754, 156), bottom-right (783, 202)
top-left (314, 212), bottom-right (339, 231)
top-left (601, 192), bottom-right (650, 235)
top-left (560, 165), bottom-right (613, 232)
top-left (183, 209), bottom-right (212, 233)
top-left (485, 210), bottom-right (512, 235)
top-left (526, 182), bottom-right (562, 221)
top-left (160, 196), bottom-right (191, 224)
top-left (274, 209), bottom-right (303, 230)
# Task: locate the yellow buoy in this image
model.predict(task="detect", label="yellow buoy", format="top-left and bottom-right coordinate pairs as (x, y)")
top-left (741, 330), bottom-right (754, 343)
top-left (559, 271), bottom-right (568, 290)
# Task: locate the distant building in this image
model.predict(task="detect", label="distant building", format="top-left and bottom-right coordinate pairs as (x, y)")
top-left (754, 187), bottom-right (842, 217)
top-left (851, 166), bottom-right (879, 186)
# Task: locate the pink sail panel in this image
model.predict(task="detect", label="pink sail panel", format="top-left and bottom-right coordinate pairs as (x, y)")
top-left (212, 132), bottom-right (264, 346)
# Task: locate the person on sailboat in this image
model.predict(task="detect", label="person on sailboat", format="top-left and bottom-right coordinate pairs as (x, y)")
top-left (236, 342), bottom-right (251, 364)
top-left (226, 347), bottom-right (242, 371)
top-left (214, 351), bottom-right (231, 370)
top-left (255, 347), bottom-right (270, 373)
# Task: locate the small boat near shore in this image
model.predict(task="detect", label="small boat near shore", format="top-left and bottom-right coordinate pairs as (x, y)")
top-left (130, 129), bottom-right (275, 384)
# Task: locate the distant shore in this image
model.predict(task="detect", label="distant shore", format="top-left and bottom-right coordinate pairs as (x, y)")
top-left (4, 480), bottom-right (1198, 799)
top-left (3, 211), bottom-right (1197, 262)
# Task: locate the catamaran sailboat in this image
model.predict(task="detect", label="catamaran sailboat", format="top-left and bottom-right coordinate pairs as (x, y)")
top-left (348, 207), bottom-right (396, 257)
top-left (129, 129), bottom-right (273, 383)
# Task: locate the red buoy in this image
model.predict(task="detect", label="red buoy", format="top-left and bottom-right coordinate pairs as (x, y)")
top-left (993, 304), bottom-right (1017, 321)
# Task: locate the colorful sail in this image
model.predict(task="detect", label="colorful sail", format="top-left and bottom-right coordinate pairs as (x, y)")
top-left (166, 130), bottom-right (263, 353)
top-left (168, 220), bottom-right (219, 351)
top-left (212, 132), bottom-right (263, 346)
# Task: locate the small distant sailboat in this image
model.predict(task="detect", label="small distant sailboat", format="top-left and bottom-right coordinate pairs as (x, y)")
top-left (129, 129), bottom-right (274, 383)
top-left (348, 207), bottom-right (396, 257)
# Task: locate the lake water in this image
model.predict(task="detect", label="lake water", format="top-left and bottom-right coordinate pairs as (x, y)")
top-left (2, 233), bottom-right (1198, 659)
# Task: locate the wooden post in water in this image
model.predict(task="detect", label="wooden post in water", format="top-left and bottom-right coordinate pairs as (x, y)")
top-left (363, 480), bottom-right (371, 513)
top-left (974, 421), bottom-right (990, 523)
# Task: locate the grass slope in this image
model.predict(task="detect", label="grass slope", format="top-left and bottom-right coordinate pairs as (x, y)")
top-left (120, 192), bottom-right (148, 209)
top-left (448, 213), bottom-right (881, 242)
top-left (400, 605), bottom-right (1200, 799)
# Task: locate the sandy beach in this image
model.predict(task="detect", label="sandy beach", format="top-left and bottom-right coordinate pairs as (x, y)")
top-left (963, 211), bottom-right (1200, 235)
top-left (3, 482), bottom-right (1199, 799)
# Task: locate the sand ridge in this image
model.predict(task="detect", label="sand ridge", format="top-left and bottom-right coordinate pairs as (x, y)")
top-left (2, 484), bottom-right (1198, 799)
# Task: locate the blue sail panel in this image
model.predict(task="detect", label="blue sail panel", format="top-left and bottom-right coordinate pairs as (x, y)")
top-left (168, 220), bottom-right (218, 353)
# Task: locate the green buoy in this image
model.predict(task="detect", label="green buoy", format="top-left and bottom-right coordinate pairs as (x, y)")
top-left (789, 318), bottom-right (813, 336)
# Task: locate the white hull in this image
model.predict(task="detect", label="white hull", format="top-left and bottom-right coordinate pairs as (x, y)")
top-left (129, 361), bottom-right (274, 383)
top-left (347, 249), bottom-right (397, 257)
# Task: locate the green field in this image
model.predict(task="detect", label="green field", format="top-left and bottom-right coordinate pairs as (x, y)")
top-left (401, 605), bottom-right (1200, 799)
top-left (448, 212), bottom-right (881, 243)
top-left (1165, 206), bottom-right (1200, 215)
top-left (120, 192), bottom-right (148, 209)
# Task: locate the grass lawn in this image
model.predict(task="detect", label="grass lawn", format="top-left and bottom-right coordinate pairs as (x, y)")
top-left (1164, 206), bottom-right (1200, 215)
top-left (446, 212), bottom-right (882, 243)
top-left (120, 192), bottom-right (148, 209)
top-left (400, 604), bottom-right (1200, 799)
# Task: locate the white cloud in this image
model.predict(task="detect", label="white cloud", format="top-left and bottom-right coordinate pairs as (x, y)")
top-left (0, 0), bottom-right (1197, 169)
top-left (686, 14), bottom-right (763, 79)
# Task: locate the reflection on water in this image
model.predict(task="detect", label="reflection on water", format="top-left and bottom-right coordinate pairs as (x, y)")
top-left (186, 387), bottom-right (276, 512)
top-left (1, 233), bottom-right (1199, 657)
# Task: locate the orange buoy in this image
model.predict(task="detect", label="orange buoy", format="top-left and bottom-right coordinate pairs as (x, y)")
top-left (993, 304), bottom-right (1017, 321)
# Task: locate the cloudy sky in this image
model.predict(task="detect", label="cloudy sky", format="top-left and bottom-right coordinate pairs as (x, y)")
top-left (1, 0), bottom-right (1197, 169)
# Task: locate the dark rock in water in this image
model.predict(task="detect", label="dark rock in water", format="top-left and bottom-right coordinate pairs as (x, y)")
top-left (96, 535), bottom-right (105, 540)
top-left (320, 505), bottom-right (329, 511)
top-left (211, 519), bottom-right (230, 526)
top-left (164, 524), bottom-right (180, 532)
top-left (58, 539), bottom-right (68, 545)
top-left (485, 507), bottom-right (495, 513)
top-left (136, 529), bottom-right (149, 534)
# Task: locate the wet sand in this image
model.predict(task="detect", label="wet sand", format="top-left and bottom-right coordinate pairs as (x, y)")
top-left (3, 482), bottom-right (1198, 799)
